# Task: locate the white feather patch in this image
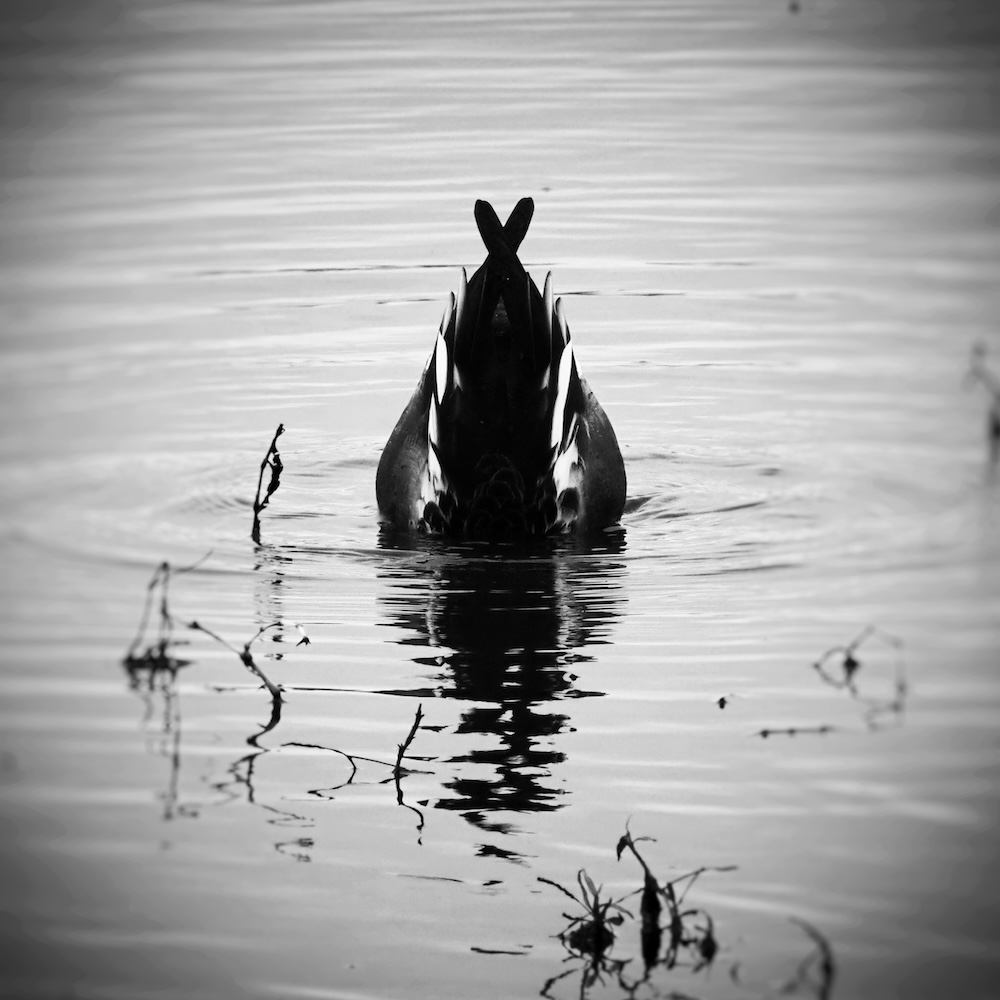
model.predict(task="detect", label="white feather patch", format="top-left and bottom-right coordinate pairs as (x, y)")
top-left (433, 333), bottom-right (448, 406)
top-left (439, 292), bottom-right (454, 336)
top-left (539, 274), bottom-right (555, 390)
top-left (454, 270), bottom-right (467, 391)
top-left (543, 272), bottom-right (553, 340)
top-left (552, 417), bottom-right (581, 497)
top-left (551, 340), bottom-right (575, 450)
top-left (554, 297), bottom-right (570, 345)
top-left (456, 267), bottom-right (467, 331)
top-left (427, 397), bottom-right (443, 491)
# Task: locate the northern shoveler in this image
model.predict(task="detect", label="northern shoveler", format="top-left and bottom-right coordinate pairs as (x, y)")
top-left (376, 197), bottom-right (625, 538)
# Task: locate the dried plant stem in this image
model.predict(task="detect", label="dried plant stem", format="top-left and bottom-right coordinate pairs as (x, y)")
top-left (393, 704), bottom-right (426, 839)
top-left (252, 423), bottom-right (285, 543)
top-left (187, 620), bottom-right (284, 701)
top-left (394, 703), bottom-right (424, 780)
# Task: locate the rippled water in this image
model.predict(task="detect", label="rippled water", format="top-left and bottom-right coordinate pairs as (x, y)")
top-left (2, 1), bottom-right (1000, 998)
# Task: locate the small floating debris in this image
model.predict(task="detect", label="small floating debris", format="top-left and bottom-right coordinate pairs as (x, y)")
top-left (756, 625), bottom-right (907, 738)
top-left (757, 724), bottom-right (838, 739)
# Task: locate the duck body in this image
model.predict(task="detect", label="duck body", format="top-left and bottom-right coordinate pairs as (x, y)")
top-left (376, 198), bottom-right (625, 538)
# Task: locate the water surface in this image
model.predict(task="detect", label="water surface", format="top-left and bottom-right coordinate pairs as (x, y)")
top-left (2, 2), bottom-right (999, 998)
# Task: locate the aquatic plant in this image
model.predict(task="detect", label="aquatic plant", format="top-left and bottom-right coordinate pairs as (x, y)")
top-left (538, 869), bottom-right (633, 997)
top-left (615, 824), bottom-right (734, 976)
top-left (539, 869), bottom-right (633, 959)
top-left (538, 824), bottom-right (737, 997)
top-left (537, 824), bottom-right (840, 999)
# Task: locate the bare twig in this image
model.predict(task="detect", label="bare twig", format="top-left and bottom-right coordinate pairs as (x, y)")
top-left (394, 703), bottom-right (424, 780)
top-left (186, 620), bottom-right (284, 701)
top-left (394, 704), bottom-right (426, 840)
top-left (284, 740), bottom-right (399, 780)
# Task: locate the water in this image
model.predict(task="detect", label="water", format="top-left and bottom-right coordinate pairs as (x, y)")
top-left (2, 1), bottom-right (999, 997)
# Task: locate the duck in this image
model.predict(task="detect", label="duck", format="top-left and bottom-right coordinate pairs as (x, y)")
top-left (376, 197), bottom-right (625, 538)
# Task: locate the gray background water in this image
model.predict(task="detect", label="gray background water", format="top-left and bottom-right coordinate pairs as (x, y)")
top-left (2, 1), bottom-right (999, 997)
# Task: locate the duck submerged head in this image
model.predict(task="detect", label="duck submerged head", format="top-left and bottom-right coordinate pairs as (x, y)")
top-left (376, 197), bottom-right (625, 539)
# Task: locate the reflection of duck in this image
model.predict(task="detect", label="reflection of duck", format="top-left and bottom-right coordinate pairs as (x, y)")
top-left (377, 537), bottom-right (626, 832)
top-left (377, 198), bottom-right (626, 538)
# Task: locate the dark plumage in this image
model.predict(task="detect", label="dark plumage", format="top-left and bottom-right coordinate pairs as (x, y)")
top-left (376, 198), bottom-right (625, 538)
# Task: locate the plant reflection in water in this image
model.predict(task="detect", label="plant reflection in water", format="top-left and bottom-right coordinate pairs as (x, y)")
top-left (121, 549), bottom-right (434, 845)
top-left (120, 542), bottom-right (838, 997)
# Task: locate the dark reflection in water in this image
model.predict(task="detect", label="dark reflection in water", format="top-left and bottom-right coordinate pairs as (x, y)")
top-left (124, 657), bottom-right (188, 821)
top-left (376, 534), bottom-right (627, 830)
top-left (121, 548), bottom-right (295, 834)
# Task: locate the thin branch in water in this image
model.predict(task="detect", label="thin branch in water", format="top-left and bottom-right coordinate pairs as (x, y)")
top-left (394, 704), bottom-right (426, 840)
top-left (282, 736), bottom-right (434, 802)
top-left (252, 423), bottom-right (285, 544)
top-left (285, 741), bottom-right (393, 797)
top-left (186, 619), bottom-right (284, 702)
top-left (394, 702), bottom-right (425, 780)
top-left (247, 693), bottom-right (284, 748)
top-left (283, 740), bottom-right (396, 773)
